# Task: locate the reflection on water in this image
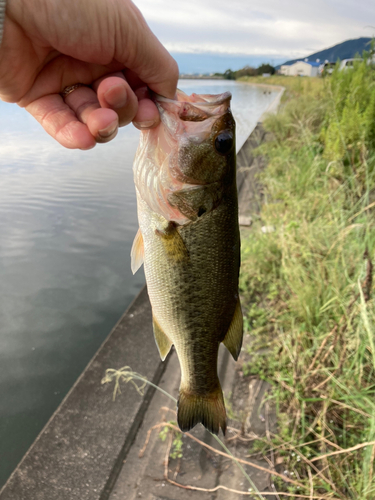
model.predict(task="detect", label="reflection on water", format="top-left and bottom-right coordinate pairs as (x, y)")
top-left (0, 80), bottom-right (277, 487)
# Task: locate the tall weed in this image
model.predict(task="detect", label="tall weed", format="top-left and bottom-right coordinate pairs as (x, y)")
top-left (240, 56), bottom-right (375, 498)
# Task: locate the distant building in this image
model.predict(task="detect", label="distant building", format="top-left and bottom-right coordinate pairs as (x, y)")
top-left (280, 65), bottom-right (291, 75)
top-left (279, 60), bottom-right (321, 77)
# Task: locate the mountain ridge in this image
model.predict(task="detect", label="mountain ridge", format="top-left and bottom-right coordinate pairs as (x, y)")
top-left (278, 37), bottom-right (372, 68)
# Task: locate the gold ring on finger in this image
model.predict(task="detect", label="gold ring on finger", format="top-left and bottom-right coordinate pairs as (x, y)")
top-left (60, 83), bottom-right (88, 98)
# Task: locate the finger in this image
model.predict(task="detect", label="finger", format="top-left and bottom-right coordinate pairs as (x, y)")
top-left (87, 108), bottom-right (118, 143)
top-left (18, 56), bottom-right (123, 108)
top-left (124, 72), bottom-right (161, 128)
top-left (64, 85), bottom-right (119, 143)
top-left (132, 98), bottom-right (160, 130)
top-left (94, 73), bottom-right (160, 130)
top-left (92, 73), bottom-right (127, 109)
top-left (116, 2), bottom-right (179, 99)
top-left (26, 94), bottom-right (96, 150)
top-left (93, 73), bottom-right (139, 127)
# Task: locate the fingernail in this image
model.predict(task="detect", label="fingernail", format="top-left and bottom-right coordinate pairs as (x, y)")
top-left (133, 120), bottom-right (157, 130)
top-left (98, 120), bottom-right (118, 139)
top-left (104, 85), bottom-right (127, 109)
top-left (135, 86), bottom-right (149, 100)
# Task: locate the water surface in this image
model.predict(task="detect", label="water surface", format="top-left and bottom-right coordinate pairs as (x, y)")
top-left (0, 80), bottom-right (278, 487)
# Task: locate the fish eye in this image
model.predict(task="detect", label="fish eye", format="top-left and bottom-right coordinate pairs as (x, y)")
top-left (214, 131), bottom-right (233, 155)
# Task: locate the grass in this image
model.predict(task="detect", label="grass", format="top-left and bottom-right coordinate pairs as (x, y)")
top-left (239, 74), bottom-right (326, 104)
top-left (239, 58), bottom-right (375, 497)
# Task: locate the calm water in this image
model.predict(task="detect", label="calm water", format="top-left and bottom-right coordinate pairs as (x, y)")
top-left (0, 80), bottom-right (277, 487)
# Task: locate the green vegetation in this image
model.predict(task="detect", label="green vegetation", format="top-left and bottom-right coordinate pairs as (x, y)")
top-left (159, 423), bottom-right (184, 459)
top-left (239, 56), bottom-right (375, 497)
top-left (241, 73), bottom-right (325, 95)
top-left (218, 63), bottom-right (276, 80)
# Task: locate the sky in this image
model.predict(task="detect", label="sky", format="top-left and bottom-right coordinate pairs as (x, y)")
top-left (133, 0), bottom-right (375, 73)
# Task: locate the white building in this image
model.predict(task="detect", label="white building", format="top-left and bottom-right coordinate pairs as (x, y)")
top-left (280, 65), bottom-right (292, 75)
top-left (280, 60), bottom-right (321, 77)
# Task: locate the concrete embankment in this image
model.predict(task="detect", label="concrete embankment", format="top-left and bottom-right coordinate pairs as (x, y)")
top-left (0, 86), bottom-right (284, 500)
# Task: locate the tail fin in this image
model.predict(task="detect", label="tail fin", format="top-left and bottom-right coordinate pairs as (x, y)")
top-left (177, 387), bottom-right (227, 435)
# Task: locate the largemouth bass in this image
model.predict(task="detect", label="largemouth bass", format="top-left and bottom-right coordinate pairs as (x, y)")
top-left (131, 90), bottom-right (243, 435)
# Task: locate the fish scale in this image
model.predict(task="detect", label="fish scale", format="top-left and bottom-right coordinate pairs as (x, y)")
top-left (131, 89), bottom-right (243, 435)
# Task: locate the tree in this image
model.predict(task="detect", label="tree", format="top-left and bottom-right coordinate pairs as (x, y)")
top-left (257, 63), bottom-right (276, 75)
top-left (235, 65), bottom-right (257, 78)
top-left (223, 69), bottom-right (236, 80)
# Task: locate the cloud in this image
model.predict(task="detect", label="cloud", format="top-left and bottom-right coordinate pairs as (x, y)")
top-left (133, 0), bottom-right (375, 60)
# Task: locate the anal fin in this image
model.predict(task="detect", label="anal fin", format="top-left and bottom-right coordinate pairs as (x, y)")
top-left (153, 316), bottom-right (173, 361)
top-left (222, 298), bottom-right (243, 361)
top-left (131, 228), bottom-right (144, 275)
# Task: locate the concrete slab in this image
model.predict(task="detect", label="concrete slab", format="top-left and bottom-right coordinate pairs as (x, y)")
top-left (108, 349), bottom-right (226, 500)
top-left (236, 87), bottom-right (284, 219)
top-left (107, 325), bottom-right (279, 499)
top-left (236, 122), bottom-right (275, 217)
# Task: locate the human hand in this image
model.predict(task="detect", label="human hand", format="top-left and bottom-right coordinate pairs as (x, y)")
top-left (0, 0), bottom-right (178, 149)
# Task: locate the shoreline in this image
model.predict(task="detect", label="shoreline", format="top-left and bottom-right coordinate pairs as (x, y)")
top-left (241, 80), bottom-right (285, 91)
top-left (179, 75), bottom-right (224, 80)
top-left (243, 82), bottom-right (285, 131)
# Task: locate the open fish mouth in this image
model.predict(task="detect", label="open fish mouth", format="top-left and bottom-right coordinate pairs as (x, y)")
top-left (150, 89), bottom-right (232, 123)
top-left (151, 89), bottom-right (232, 106)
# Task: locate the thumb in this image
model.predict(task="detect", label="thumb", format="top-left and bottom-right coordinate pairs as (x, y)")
top-left (115, 0), bottom-right (179, 99)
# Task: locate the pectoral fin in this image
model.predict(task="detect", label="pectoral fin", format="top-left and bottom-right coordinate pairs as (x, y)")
top-left (131, 228), bottom-right (144, 275)
top-left (155, 221), bottom-right (189, 263)
top-left (222, 298), bottom-right (243, 361)
top-left (153, 316), bottom-right (173, 361)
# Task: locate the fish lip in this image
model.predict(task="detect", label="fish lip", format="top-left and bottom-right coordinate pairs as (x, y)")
top-left (149, 89), bottom-right (232, 107)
